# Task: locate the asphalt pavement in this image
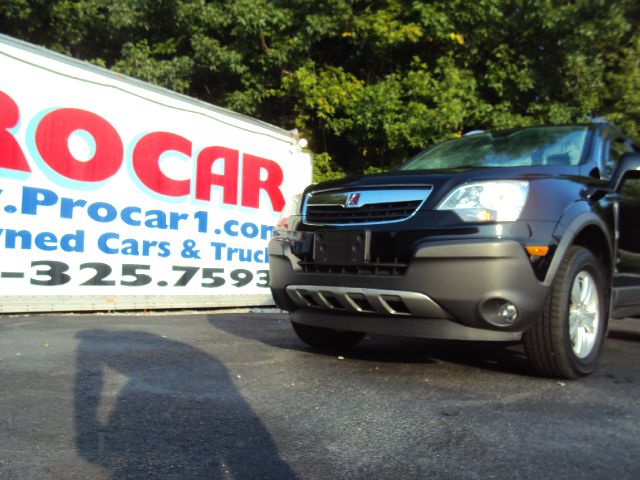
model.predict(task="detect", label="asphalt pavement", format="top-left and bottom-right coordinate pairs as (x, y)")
top-left (0, 311), bottom-right (638, 479)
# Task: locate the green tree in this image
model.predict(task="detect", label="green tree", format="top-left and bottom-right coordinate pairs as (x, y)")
top-left (1, 0), bottom-right (639, 182)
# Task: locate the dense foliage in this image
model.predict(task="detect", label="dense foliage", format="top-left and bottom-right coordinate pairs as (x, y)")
top-left (2, 0), bottom-right (639, 182)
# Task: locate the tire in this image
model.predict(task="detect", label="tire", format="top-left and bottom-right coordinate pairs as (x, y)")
top-left (523, 246), bottom-right (608, 379)
top-left (291, 321), bottom-right (366, 352)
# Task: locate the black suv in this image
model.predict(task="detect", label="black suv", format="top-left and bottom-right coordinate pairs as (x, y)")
top-left (268, 123), bottom-right (640, 378)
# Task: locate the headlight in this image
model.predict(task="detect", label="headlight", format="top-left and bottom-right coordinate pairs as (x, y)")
top-left (437, 180), bottom-right (529, 222)
top-left (276, 193), bottom-right (302, 230)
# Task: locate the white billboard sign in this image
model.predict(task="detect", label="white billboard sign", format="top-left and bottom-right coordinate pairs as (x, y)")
top-left (0, 35), bottom-right (311, 312)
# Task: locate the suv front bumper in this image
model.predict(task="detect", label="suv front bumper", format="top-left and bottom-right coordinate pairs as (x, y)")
top-left (268, 236), bottom-right (550, 341)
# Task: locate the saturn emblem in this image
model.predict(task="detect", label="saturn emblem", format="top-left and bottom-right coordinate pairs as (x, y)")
top-left (345, 192), bottom-right (361, 207)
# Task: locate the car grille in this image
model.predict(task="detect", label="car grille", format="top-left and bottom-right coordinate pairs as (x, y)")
top-left (299, 256), bottom-right (408, 275)
top-left (305, 201), bottom-right (421, 224)
top-left (302, 187), bottom-right (432, 225)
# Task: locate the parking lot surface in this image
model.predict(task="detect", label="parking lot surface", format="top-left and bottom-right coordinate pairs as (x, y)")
top-left (0, 311), bottom-right (639, 479)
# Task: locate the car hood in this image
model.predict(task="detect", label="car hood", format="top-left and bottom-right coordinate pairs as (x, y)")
top-left (309, 165), bottom-right (583, 190)
top-left (312, 163), bottom-right (582, 186)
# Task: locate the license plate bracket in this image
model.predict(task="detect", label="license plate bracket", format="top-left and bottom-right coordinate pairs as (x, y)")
top-left (313, 230), bottom-right (370, 264)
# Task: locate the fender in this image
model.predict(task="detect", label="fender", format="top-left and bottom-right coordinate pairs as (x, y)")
top-left (544, 204), bottom-right (614, 287)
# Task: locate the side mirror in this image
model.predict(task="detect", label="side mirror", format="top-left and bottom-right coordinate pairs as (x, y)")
top-left (612, 152), bottom-right (640, 191)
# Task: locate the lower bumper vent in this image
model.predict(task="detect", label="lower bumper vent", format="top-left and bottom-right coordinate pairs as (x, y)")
top-left (285, 285), bottom-right (450, 318)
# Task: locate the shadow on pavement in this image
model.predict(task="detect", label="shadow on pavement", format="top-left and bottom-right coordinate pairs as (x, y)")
top-left (74, 329), bottom-right (298, 479)
top-left (207, 314), bottom-right (533, 376)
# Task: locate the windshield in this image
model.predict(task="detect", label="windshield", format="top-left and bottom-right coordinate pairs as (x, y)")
top-left (400, 126), bottom-right (590, 171)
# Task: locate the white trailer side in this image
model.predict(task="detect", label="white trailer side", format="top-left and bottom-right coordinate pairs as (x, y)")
top-left (0, 34), bottom-right (311, 313)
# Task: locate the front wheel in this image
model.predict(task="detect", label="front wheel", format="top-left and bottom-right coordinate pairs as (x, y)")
top-left (291, 321), bottom-right (366, 352)
top-left (523, 246), bottom-right (608, 379)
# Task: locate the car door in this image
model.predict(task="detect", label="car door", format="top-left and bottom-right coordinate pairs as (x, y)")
top-left (607, 133), bottom-right (640, 313)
